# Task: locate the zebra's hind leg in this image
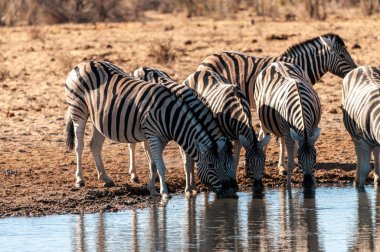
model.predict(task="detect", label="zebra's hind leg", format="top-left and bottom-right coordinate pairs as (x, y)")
top-left (180, 147), bottom-right (197, 197)
top-left (278, 137), bottom-right (287, 176)
top-left (90, 126), bottom-right (115, 187)
top-left (354, 140), bottom-right (372, 188)
top-left (373, 147), bottom-right (380, 184)
top-left (73, 119), bottom-right (86, 188)
top-left (128, 143), bottom-right (139, 183)
top-left (284, 138), bottom-right (296, 189)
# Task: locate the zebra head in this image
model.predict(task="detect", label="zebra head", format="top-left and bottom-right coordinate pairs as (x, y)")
top-left (319, 34), bottom-right (357, 78)
top-left (196, 137), bottom-right (238, 198)
top-left (239, 134), bottom-right (270, 194)
top-left (290, 128), bottom-right (320, 189)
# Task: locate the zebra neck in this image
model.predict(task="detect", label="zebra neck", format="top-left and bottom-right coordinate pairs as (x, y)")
top-left (280, 47), bottom-right (329, 85)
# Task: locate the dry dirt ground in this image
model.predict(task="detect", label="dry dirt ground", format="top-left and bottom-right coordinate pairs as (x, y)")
top-left (0, 10), bottom-right (379, 218)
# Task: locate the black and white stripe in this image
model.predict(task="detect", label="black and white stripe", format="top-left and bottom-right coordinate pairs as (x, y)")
top-left (64, 61), bottom-right (237, 198)
top-left (342, 66), bottom-right (380, 187)
top-left (255, 62), bottom-right (321, 188)
top-left (183, 69), bottom-right (270, 193)
top-left (130, 66), bottom-right (238, 196)
top-left (198, 33), bottom-right (357, 109)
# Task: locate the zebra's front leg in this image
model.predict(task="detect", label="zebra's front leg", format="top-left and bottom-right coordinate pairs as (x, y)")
top-left (147, 137), bottom-right (171, 199)
top-left (284, 138), bottom-right (295, 189)
top-left (128, 143), bottom-right (139, 183)
top-left (90, 126), bottom-right (114, 187)
top-left (74, 120), bottom-right (86, 187)
top-left (180, 147), bottom-right (197, 197)
top-left (232, 140), bottom-right (241, 179)
top-left (374, 146), bottom-right (380, 184)
top-left (278, 137), bottom-right (287, 176)
top-left (144, 141), bottom-right (159, 196)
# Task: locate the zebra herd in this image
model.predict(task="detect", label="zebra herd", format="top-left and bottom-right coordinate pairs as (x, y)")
top-left (64, 33), bottom-right (380, 199)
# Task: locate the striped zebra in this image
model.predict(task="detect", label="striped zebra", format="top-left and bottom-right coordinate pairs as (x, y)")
top-left (130, 66), bottom-right (238, 196)
top-left (198, 33), bottom-right (356, 174)
top-left (342, 66), bottom-right (380, 188)
top-left (183, 69), bottom-right (270, 193)
top-left (255, 62), bottom-right (321, 188)
top-left (198, 33), bottom-right (356, 108)
top-left (64, 61), bottom-right (237, 199)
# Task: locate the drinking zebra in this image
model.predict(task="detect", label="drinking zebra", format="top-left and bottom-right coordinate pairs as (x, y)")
top-left (342, 66), bottom-right (380, 188)
top-left (255, 62), bottom-right (321, 188)
top-left (183, 69), bottom-right (270, 193)
top-left (130, 66), bottom-right (238, 196)
top-left (64, 61), bottom-right (237, 199)
top-left (198, 33), bottom-right (356, 174)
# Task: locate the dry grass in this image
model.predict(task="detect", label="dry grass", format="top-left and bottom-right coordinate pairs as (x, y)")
top-left (148, 38), bottom-right (176, 64)
top-left (0, 0), bottom-right (377, 25)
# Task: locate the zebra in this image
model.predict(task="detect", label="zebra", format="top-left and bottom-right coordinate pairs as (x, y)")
top-left (182, 69), bottom-right (270, 193)
top-left (255, 62), bottom-right (321, 188)
top-left (198, 33), bottom-right (356, 175)
top-left (64, 60), bottom-right (237, 199)
top-left (130, 66), bottom-right (238, 196)
top-left (342, 66), bottom-right (380, 188)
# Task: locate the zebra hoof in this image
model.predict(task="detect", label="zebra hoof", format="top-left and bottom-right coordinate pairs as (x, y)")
top-left (75, 181), bottom-right (85, 188)
top-left (185, 191), bottom-right (192, 198)
top-left (162, 193), bottom-right (171, 200)
top-left (191, 189), bottom-right (198, 196)
top-left (130, 177), bottom-right (139, 183)
top-left (103, 180), bottom-right (115, 188)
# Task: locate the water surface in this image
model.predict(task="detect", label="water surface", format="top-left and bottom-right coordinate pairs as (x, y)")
top-left (1, 186), bottom-right (380, 252)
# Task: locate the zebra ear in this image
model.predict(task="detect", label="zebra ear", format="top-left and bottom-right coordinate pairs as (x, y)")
top-left (239, 134), bottom-right (250, 148)
top-left (290, 128), bottom-right (302, 143)
top-left (195, 141), bottom-right (208, 155)
top-left (319, 36), bottom-right (335, 50)
top-left (309, 128), bottom-right (321, 143)
top-left (259, 133), bottom-right (271, 147)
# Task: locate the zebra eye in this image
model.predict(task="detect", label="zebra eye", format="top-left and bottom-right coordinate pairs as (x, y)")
top-left (338, 53), bottom-right (345, 59)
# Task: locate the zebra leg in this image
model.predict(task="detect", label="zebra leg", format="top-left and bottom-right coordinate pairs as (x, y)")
top-left (90, 126), bottom-right (115, 187)
top-left (354, 140), bottom-right (371, 188)
top-left (128, 143), bottom-right (139, 183)
top-left (232, 140), bottom-right (241, 179)
top-left (147, 137), bottom-right (170, 199)
top-left (143, 140), bottom-right (159, 183)
top-left (374, 147), bottom-right (380, 184)
top-left (180, 147), bottom-right (197, 197)
top-left (284, 138), bottom-right (295, 189)
top-left (143, 140), bottom-right (159, 196)
top-left (73, 119), bottom-right (86, 188)
top-left (278, 138), bottom-right (287, 176)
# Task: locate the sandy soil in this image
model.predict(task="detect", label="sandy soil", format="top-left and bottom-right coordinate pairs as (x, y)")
top-left (0, 9), bottom-right (379, 218)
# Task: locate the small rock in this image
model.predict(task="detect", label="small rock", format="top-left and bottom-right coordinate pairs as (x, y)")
top-left (352, 43), bottom-right (361, 49)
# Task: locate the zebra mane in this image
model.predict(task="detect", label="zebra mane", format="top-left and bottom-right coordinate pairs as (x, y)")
top-left (282, 33), bottom-right (345, 57)
top-left (157, 77), bottom-right (220, 149)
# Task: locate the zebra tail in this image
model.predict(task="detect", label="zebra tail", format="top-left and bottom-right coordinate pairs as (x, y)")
top-left (65, 113), bottom-right (75, 151)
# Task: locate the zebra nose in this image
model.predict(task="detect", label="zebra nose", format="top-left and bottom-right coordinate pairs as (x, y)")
top-left (303, 174), bottom-right (314, 189)
top-left (252, 179), bottom-right (264, 195)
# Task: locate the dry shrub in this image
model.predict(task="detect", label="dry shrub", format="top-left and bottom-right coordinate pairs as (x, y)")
top-left (0, 66), bottom-right (10, 82)
top-left (57, 53), bottom-right (76, 74)
top-left (360, 0), bottom-right (379, 15)
top-left (305, 0), bottom-right (327, 20)
top-left (29, 26), bottom-right (45, 42)
top-left (149, 38), bottom-right (175, 64)
top-left (0, 0), bottom-right (140, 25)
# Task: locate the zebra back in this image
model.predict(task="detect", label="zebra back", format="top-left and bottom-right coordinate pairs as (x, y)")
top-left (342, 66), bottom-right (380, 145)
top-left (255, 62), bottom-right (321, 140)
top-left (198, 33), bottom-right (356, 108)
top-left (65, 61), bottom-right (222, 160)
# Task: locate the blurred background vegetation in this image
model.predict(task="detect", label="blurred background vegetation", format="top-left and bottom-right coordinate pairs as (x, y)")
top-left (0, 0), bottom-right (378, 26)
